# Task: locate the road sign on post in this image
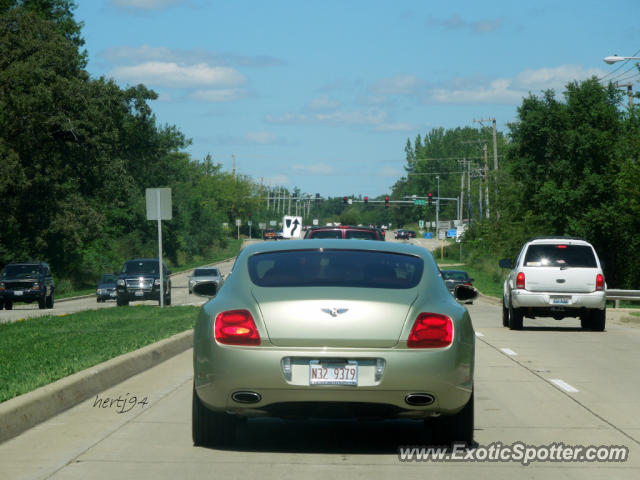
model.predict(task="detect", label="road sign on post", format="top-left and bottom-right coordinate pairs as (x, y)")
top-left (414, 199), bottom-right (426, 206)
top-left (283, 215), bottom-right (303, 238)
top-left (146, 188), bottom-right (172, 308)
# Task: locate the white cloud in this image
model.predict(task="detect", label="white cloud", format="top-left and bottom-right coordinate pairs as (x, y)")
top-left (110, 62), bottom-right (246, 88)
top-left (110, 0), bottom-right (186, 11)
top-left (266, 110), bottom-right (387, 126)
top-left (191, 89), bottom-right (245, 102)
top-left (306, 95), bottom-right (341, 111)
top-left (375, 122), bottom-right (416, 133)
top-left (514, 65), bottom-right (607, 91)
top-left (292, 164), bottom-right (336, 175)
top-left (100, 45), bottom-right (283, 68)
top-left (426, 65), bottom-right (608, 105)
top-left (244, 132), bottom-right (278, 144)
top-left (428, 14), bottom-right (503, 33)
top-left (371, 75), bottom-right (422, 95)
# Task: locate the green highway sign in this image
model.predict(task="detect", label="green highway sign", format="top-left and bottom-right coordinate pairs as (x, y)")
top-left (414, 199), bottom-right (426, 206)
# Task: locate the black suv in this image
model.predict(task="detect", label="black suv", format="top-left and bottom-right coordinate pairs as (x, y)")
top-left (116, 258), bottom-right (172, 306)
top-left (0, 261), bottom-right (55, 310)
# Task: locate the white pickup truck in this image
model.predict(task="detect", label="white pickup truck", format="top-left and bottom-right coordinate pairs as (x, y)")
top-left (499, 237), bottom-right (606, 331)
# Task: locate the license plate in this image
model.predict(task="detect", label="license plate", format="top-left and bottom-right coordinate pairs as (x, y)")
top-left (110, 292), bottom-right (117, 297)
top-left (14, 290), bottom-right (23, 296)
top-left (552, 296), bottom-right (570, 305)
top-left (134, 290), bottom-right (144, 297)
top-left (309, 360), bottom-right (358, 386)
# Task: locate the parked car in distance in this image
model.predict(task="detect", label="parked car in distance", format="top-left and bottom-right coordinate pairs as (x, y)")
top-left (0, 261), bottom-right (55, 310)
top-left (116, 258), bottom-right (171, 307)
top-left (189, 267), bottom-right (224, 295)
top-left (499, 237), bottom-right (606, 331)
top-left (395, 229), bottom-right (410, 240)
top-left (304, 225), bottom-right (384, 240)
top-left (192, 239), bottom-right (477, 447)
top-left (441, 270), bottom-right (474, 298)
top-left (96, 274), bottom-right (118, 302)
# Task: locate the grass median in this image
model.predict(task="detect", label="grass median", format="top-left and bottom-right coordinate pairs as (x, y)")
top-left (0, 305), bottom-right (198, 403)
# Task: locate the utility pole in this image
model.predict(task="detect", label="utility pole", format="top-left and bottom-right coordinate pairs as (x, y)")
top-left (459, 159), bottom-right (466, 222)
top-left (483, 143), bottom-right (489, 218)
top-left (617, 82), bottom-right (634, 109)
top-left (232, 154), bottom-right (236, 178)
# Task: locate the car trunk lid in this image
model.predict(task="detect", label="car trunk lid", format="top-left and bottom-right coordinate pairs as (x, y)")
top-left (252, 287), bottom-right (417, 348)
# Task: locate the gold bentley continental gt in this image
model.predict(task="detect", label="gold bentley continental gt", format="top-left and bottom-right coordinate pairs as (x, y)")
top-left (192, 239), bottom-right (476, 447)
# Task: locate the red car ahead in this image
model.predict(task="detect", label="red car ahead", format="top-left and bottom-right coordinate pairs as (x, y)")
top-left (303, 225), bottom-right (385, 241)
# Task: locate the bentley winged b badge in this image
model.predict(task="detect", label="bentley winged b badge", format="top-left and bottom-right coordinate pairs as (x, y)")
top-left (321, 307), bottom-right (349, 317)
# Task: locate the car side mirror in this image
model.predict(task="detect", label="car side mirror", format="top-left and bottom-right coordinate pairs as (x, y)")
top-left (192, 281), bottom-right (218, 298)
top-left (454, 284), bottom-right (478, 302)
top-left (498, 258), bottom-right (512, 269)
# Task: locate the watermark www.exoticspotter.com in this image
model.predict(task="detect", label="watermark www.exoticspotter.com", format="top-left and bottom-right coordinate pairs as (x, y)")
top-left (398, 442), bottom-right (629, 466)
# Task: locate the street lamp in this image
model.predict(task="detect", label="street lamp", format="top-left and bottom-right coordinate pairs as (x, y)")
top-left (604, 55), bottom-right (640, 64)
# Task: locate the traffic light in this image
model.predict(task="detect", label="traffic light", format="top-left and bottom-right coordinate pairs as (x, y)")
top-left (248, 212), bottom-right (252, 219)
top-left (343, 196), bottom-right (348, 204)
top-left (364, 196), bottom-right (368, 204)
top-left (385, 195), bottom-right (390, 208)
top-left (428, 193), bottom-right (433, 206)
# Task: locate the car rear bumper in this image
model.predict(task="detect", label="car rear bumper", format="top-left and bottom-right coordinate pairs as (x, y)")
top-left (511, 289), bottom-right (606, 310)
top-left (194, 341), bottom-right (474, 419)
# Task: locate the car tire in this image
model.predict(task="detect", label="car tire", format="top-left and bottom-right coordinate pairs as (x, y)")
top-left (192, 384), bottom-right (236, 447)
top-left (116, 296), bottom-right (129, 307)
top-left (590, 308), bottom-right (606, 332)
top-left (5, 301), bottom-right (12, 310)
top-left (0, 301), bottom-right (3, 310)
top-left (508, 298), bottom-right (523, 330)
top-left (46, 293), bottom-right (54, 309)
top-left (38, 294), bottom-right (46, 309)
top-left (429, 389), bottom-right (474, 446)
top-left (502, 300), bottom-right (509, 327)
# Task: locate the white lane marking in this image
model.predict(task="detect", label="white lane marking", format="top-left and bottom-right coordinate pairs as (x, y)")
top-left (549, 378), bottom-right (579, 393)
top-left (500, 348), bottom-right (518, 356)
top-left (475, 331), bottom-right (484, 337)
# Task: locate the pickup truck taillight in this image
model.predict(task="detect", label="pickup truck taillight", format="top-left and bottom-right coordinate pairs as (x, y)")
top-left (516, 272), bottom-right (526, 289)
top-left (595, 274), bottom-right (604, 291)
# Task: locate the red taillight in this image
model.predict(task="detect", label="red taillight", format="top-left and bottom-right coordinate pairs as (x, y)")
top-left (596, 274), bottom-right (604, 292)
top-left (214, 310), bottom-right (260, 345)
top-left (516, 272), bottom-right (525, 289)
top-left (408, 313), bottom-right (453, 348)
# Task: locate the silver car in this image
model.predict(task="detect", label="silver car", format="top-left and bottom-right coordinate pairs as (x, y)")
top-left (192, 240), bottom-right (476, 447)
top-left (188, 267), bottom-right (224, 295)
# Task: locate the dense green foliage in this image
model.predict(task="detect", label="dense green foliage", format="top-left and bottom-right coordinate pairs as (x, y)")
top-left (0, 305), bottom-right (198, 402)
top-left (0, 3), bottom-right (260, 288)
top-left (398, 78), bottom-right (640, 289)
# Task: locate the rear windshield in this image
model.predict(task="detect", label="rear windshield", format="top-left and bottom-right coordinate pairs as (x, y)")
top-left (345, 230), bottom-right (379, 240)
top-left (122, 260), bottom-right (160, 274)
top-left (442, 271), bottom-right (469, 281)
top-left (524, 245), bottom-right (597, 268)
top-left (308, 230), bottom-right (342, 239)
top-left (101, 274), bottom-right (117, 283)
top-left (248, 249), bottom-right (423, 289)
top-left (193, 268), bottom-right (219, 276)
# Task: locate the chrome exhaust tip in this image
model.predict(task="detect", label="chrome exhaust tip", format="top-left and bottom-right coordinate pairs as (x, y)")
top-left (405, 393), bottom-right (435, 406)
top-left (231, 391), bottom-right (262, 404)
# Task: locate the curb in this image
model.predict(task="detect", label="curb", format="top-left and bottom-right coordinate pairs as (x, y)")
top-left (0, 329), bottom-right (193, 444)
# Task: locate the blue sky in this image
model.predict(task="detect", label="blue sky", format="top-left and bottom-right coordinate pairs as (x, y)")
top-left (75, 0), bottom-right (639, 198)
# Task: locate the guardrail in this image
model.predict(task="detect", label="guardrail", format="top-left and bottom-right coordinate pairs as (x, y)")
top-left (606, 289), bottom-right (640, 308)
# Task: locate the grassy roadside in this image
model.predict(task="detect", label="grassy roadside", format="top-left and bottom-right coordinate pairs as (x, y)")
top-left (0, 306), bottom-right (198, 403)
top-left (56, 239), bottom-right (244, 299)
